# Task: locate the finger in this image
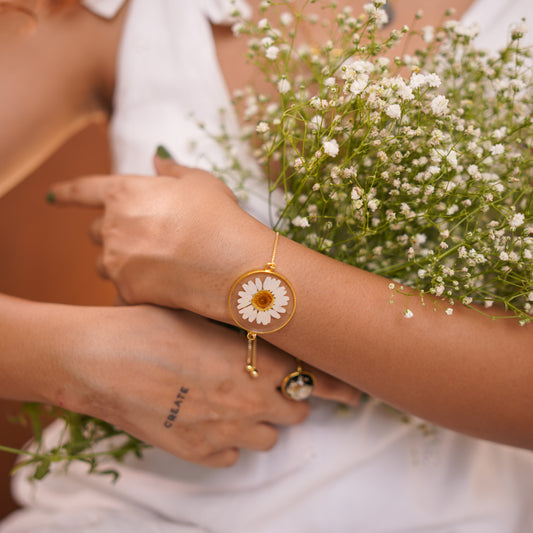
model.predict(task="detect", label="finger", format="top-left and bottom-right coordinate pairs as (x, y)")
top-left (265, 395), bottom-right (311, 426)
top-left (153, 149), bottom-right (192, 178)
top-left (198, 447), bottom-right (240, 468)
top-left (114, 294), bottom-right (128, 306)
top-left (49, 175), bottom-right (118, 207)
top-left (208, 421), bottom-right (280, 453)
top-left (235, 422), bottom-right (279, 452)
top-left (88, 217), bottom-right (103, 245)
top-left (95, 254), bottom-right (110, 280)
top-left (309, 368), bottom-right (361, 406)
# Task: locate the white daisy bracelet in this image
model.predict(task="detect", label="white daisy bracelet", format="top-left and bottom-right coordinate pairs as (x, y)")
top-left (228, 232), bottom-right (296, 378)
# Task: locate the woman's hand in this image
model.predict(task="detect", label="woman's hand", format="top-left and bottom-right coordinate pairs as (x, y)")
top-left (50, 156), bottom-right (268, 322)
top-left (50, 305), bottom-right (360, 467)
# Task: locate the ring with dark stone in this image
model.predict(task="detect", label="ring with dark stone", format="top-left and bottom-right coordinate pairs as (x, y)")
top-left (281, 369), bottom-right (315, 401)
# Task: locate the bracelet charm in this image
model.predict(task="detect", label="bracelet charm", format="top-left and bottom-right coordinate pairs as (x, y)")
top-left (228, 233), bottom-right (296, 377)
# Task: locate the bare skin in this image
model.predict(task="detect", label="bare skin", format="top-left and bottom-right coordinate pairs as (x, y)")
top-left (50, 158), bottom-right (533, 450)
top-left (0, 1), bottom-right (361, 467)
top-left (1, 0), bottom-right (504, 467)
top-left (0, 0), bottom-right (477, 190)
top-left (0, 294), bottom-right (359, 467)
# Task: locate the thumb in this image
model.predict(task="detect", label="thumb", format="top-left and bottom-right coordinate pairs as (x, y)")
top-left (153, 145), bottom-right (190, 177)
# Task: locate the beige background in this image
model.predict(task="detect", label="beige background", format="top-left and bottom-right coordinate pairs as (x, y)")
top-left (0, 124), bottom-right (115, 519)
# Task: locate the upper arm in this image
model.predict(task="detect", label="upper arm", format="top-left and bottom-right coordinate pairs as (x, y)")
top-left (0, 4), bottom-right (124, 197)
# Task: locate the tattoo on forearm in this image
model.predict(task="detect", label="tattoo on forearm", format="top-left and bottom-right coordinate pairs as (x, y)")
top-left (163, 386), bottom-right (189, 428)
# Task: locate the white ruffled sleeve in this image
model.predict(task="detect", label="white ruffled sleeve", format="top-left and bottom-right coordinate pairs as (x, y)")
top-left (81, 0), bottom-right (126, 19)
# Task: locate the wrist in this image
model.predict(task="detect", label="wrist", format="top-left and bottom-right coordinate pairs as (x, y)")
top-left (0, 296), bottom-right (92, 407)
top-left (169, 217), bottom-right (278, 325)
top-left (217, 223), bottom-right (282, 325)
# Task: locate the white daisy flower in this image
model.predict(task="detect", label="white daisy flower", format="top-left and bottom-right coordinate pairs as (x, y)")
top-left (237, 276), bottom-right (290, 326)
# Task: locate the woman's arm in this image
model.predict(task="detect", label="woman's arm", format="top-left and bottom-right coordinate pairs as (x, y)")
top-left (0, 2), bottom-right (124, 196)
top-left (0, 293), bottom-right (360, 466)
top-left (50, 158), bottom-right (533, 449)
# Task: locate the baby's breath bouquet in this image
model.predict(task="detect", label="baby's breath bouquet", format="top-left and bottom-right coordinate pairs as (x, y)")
top-left (230, 0), bottom-right (533, 321)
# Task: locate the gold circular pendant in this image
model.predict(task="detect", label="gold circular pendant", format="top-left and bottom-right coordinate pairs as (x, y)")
top-left (228, 269), bottom-right (296, 334)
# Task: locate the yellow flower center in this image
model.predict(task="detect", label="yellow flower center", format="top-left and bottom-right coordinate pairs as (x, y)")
top-left (252, 290), bottom-right (274, 311)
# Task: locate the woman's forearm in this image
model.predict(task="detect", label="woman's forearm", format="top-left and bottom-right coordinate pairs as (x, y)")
top-left (246, 235), bottom-right (533, 448)
top-left (0, 293), bottom-right (75, 404)
top-left (49, 162), bottom-right (533, 449)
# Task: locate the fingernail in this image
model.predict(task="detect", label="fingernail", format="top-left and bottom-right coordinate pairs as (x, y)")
top-left (359, 392), bottom-right (371, 404)
top-left (45, 191), bottom-right (55, 204)
top-left (156, 145), bottom-right (174, 159)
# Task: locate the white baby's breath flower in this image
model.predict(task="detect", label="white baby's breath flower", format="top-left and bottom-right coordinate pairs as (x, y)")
top-left (348, 74), bottom-right (369, 96)
top-left (404, 309), bottom-right (414, 319)
top-left (279, 12), bottom-right (294, 26)
top-left (309, 115), bottom-right (326, 130)
top-left (511, 21), bottom-right (528, 40)
top-left (265, 46), bottom-right (280, 60)
top-left (257, 17), bottom-right (269, 29)
top-left (510, 213), bottom-right (525, 230)
top-left (256, 121), bottom-right (270, 134)
top-left (490, 143), bottom-right (504, 156)
top-left (445, 308), bottom-right (454, 315)
top-left (430, 95), bottom-right (449, 116)
top-left (492, 127), bottom-right (507, 140)
top-left (422, 25), bottom-right (435, 43)
top-left (363, 3), bottom-right (388, 26)
top-left (426, 73), bottom-right (441, 87)
top-left (499, 251), bottom-right (509, 261)
top-left (292, 216), bottom-right (310, 228)
top-left (446, 150), bottom-right (458, 169)
top-left (277, 78), bottom-right (291, 94)
top-left (351, 187), bottom-right (362, 201)
top-left (368, 199), bottom-right (380, 212)
top-left (385, 104), bottom-right (401, 120)
top-left (323, 139), bottom-right (340, 157)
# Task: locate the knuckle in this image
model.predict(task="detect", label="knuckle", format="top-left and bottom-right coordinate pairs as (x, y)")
top-left (95, 255), bottom-right (109, 279)
top-left (105, 180), bottom-right (128, 202)
top-left (243, 394), bottom-right (270, 418)
top-left (100, 249), bottom-right (121, 281)
top-left (67, 181), bottom-right (83, 198)
top-left (181, 431), bottom-right (217, 459)
top-left (116, 277), bottom-right (137, 305)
